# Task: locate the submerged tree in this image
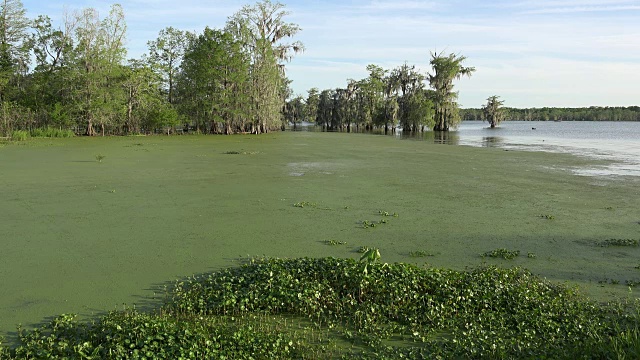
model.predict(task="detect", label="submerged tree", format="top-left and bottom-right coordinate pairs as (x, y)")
top-left (482, 95), bottom-right (505, 128)
top-left (226, 0), bottom-right (304, 134)
top-left (177, 27), bottom-right (249, 134)
top-left (428, 52), bottom-right (475, 131)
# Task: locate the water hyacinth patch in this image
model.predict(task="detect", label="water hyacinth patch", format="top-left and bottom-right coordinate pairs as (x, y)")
top-left (4, 257), bottom-right (640, 358)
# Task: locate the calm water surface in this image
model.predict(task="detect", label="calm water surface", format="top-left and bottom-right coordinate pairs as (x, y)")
top-left (299, 121), bottom-right (639, 177)
top-left (402, 121), bottom-right (640, 177)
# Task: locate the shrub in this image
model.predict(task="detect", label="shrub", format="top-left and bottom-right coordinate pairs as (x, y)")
top-left (30, 127), bottom-right (75, 138)
top-left (7, 258), bottom-right (640, 358)
top-left (10, 130), bottom-right (29, 141)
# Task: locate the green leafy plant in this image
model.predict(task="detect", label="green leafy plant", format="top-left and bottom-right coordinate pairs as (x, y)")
top-left (95, 154), bottom-right (106, 163)
top-left (324, 239), bottom-right (346, 246)
top-left (30, 127), bottom-right (75, 138)
top-left (359, 247), bottom-right (381, 275)
top-left (293, 201), bottom-right (316, 208)
top-left (378, 210), bottom-right (398, 217)
top-left (357, 246), bottom-right (371, 253)
top-left (482, 248), bottom-right (520, 260)
top-left (409, 250), bottom-right (434, 258)
top-left (10, 130), bottom-right (29, 141)
top-left (539, 214), bottom-right (555, 220)
top-left (7, 257), bottom-right (640, 359)
top-left (527, 252), bottom-right (537, 258)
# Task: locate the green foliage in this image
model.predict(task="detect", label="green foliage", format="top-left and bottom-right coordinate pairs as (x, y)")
top-left (377, 210), bottom-right (398, 217)
top-left (409, 250), bottom-right (435, 258)
top-left (6, 257), bottom-right (640, 358)
top-left (95, 154), bottom-right (106, 163)
top-left (428, 51), bottom-right (475, 131)
top-left (324, 239), bottom-right (347, 246)
top-left (293, 201), bottom-right (316, 208)
top-left (10, 130), bottom-right (29, 141)
top-left (30, 127), bottom-right (75, 138)
top-left (461, 106), bottom-right (640, 122)
top-left (482, 248), bottom-right (521, 260)
top-left (482, 95), bottom-right (506, 128)
top-left (539, 214), bottom-right (556, 220)
top-left (599, 239), bottom-right (640, 247)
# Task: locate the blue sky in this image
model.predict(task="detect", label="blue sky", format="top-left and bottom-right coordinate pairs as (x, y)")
top-left (22, 0), bottom-right (640, 108)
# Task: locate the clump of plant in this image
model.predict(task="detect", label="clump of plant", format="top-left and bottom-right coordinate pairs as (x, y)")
top-left (293, 201), bottom-right (316, 208)
top-left (539, 214), bottom-right (555, 220)
top-left (324, 239), bottom-right (347, 246)
top-left (409, 250), bottom-right (434, 258)
top-left (10, 130), bottom-right (29, 141)
top-left (223, 150), bottom-right (260, 155)
top-left (95, 154), bottom-right (106, 163)
top-left (598, 239), bottom-right (640, 247)
top-left (482, 248), bottom-right (520, 260)
top-left (6, 257), bottom-right (640, 359)
top-left (357, 246), bottom-right (371, 253)
top-left (30, 127), bottom-right (75, 138)
top-left (378, 210), bottom-right (399, 217)
top-left (362, 220), bottom-right (376, 228)
top-left (527, 252), bottom-right (537, 258)
top-left (362, 219), bottom-right (390, 228)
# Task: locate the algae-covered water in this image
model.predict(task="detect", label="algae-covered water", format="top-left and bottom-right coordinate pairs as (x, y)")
top-left (0, 132), bottom-right (638, 344)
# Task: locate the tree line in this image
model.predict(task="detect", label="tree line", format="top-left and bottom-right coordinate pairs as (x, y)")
top-left (286, 53), bottom-right (476, 133)
top-left (461, 106), bottom-right (640, 122)
top-left (0, 0), bottom-right (303, 137)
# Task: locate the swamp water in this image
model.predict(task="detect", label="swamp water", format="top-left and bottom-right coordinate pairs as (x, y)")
top-left (405, 120), bottom-right (640, 178)
top-left (0, 130), bottom-right (638, 346)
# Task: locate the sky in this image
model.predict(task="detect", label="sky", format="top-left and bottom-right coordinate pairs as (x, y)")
top-left (21, 0), bottom-right (640, 108)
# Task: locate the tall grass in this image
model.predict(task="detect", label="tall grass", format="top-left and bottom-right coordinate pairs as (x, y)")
top-left (30, 127), bottom-right (75, 138)
top-left (10, 130), bottom-right (29, 141)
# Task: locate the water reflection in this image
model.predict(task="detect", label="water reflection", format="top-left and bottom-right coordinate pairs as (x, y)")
top-left (291, 122), bottom-right (640, 177)
top-left (396, 130), bottom-right (460, 145)
top-left (292, 124), bottom-right (461, 145)
top-left (482, 136), bottom-right (503, 147)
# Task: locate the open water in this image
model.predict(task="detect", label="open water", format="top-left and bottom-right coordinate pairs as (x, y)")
top-left (450, 121), bottom-right (640, 177)
top-left (298, 121), bottom-right (640, 177)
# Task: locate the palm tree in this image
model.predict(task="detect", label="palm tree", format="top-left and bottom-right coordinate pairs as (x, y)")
top-left (428, 52), bottom-right (475, 131)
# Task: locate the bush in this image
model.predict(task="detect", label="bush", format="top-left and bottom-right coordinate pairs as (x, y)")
top-left (30, 127), bottom-right (75, 138)
top-left (10, 130), bottom-right (29, 141)
top-left (5, 258), bottom-right (640, 358)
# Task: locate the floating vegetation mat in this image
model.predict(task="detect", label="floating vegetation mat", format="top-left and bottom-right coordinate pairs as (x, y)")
top-left (5, 257), bottom-right (640, 358)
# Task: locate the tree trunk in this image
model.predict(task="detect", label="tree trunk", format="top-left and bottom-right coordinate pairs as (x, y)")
top-left (86, 117), bottom-right (96, 136)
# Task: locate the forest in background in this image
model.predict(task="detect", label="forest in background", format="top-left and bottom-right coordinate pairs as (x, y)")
top-left (460, 106), bottom-right (640, 122)
top-left (0, 0), bottom-right (304, 137)
top-left (1, 0), bottom-right (637, 140)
